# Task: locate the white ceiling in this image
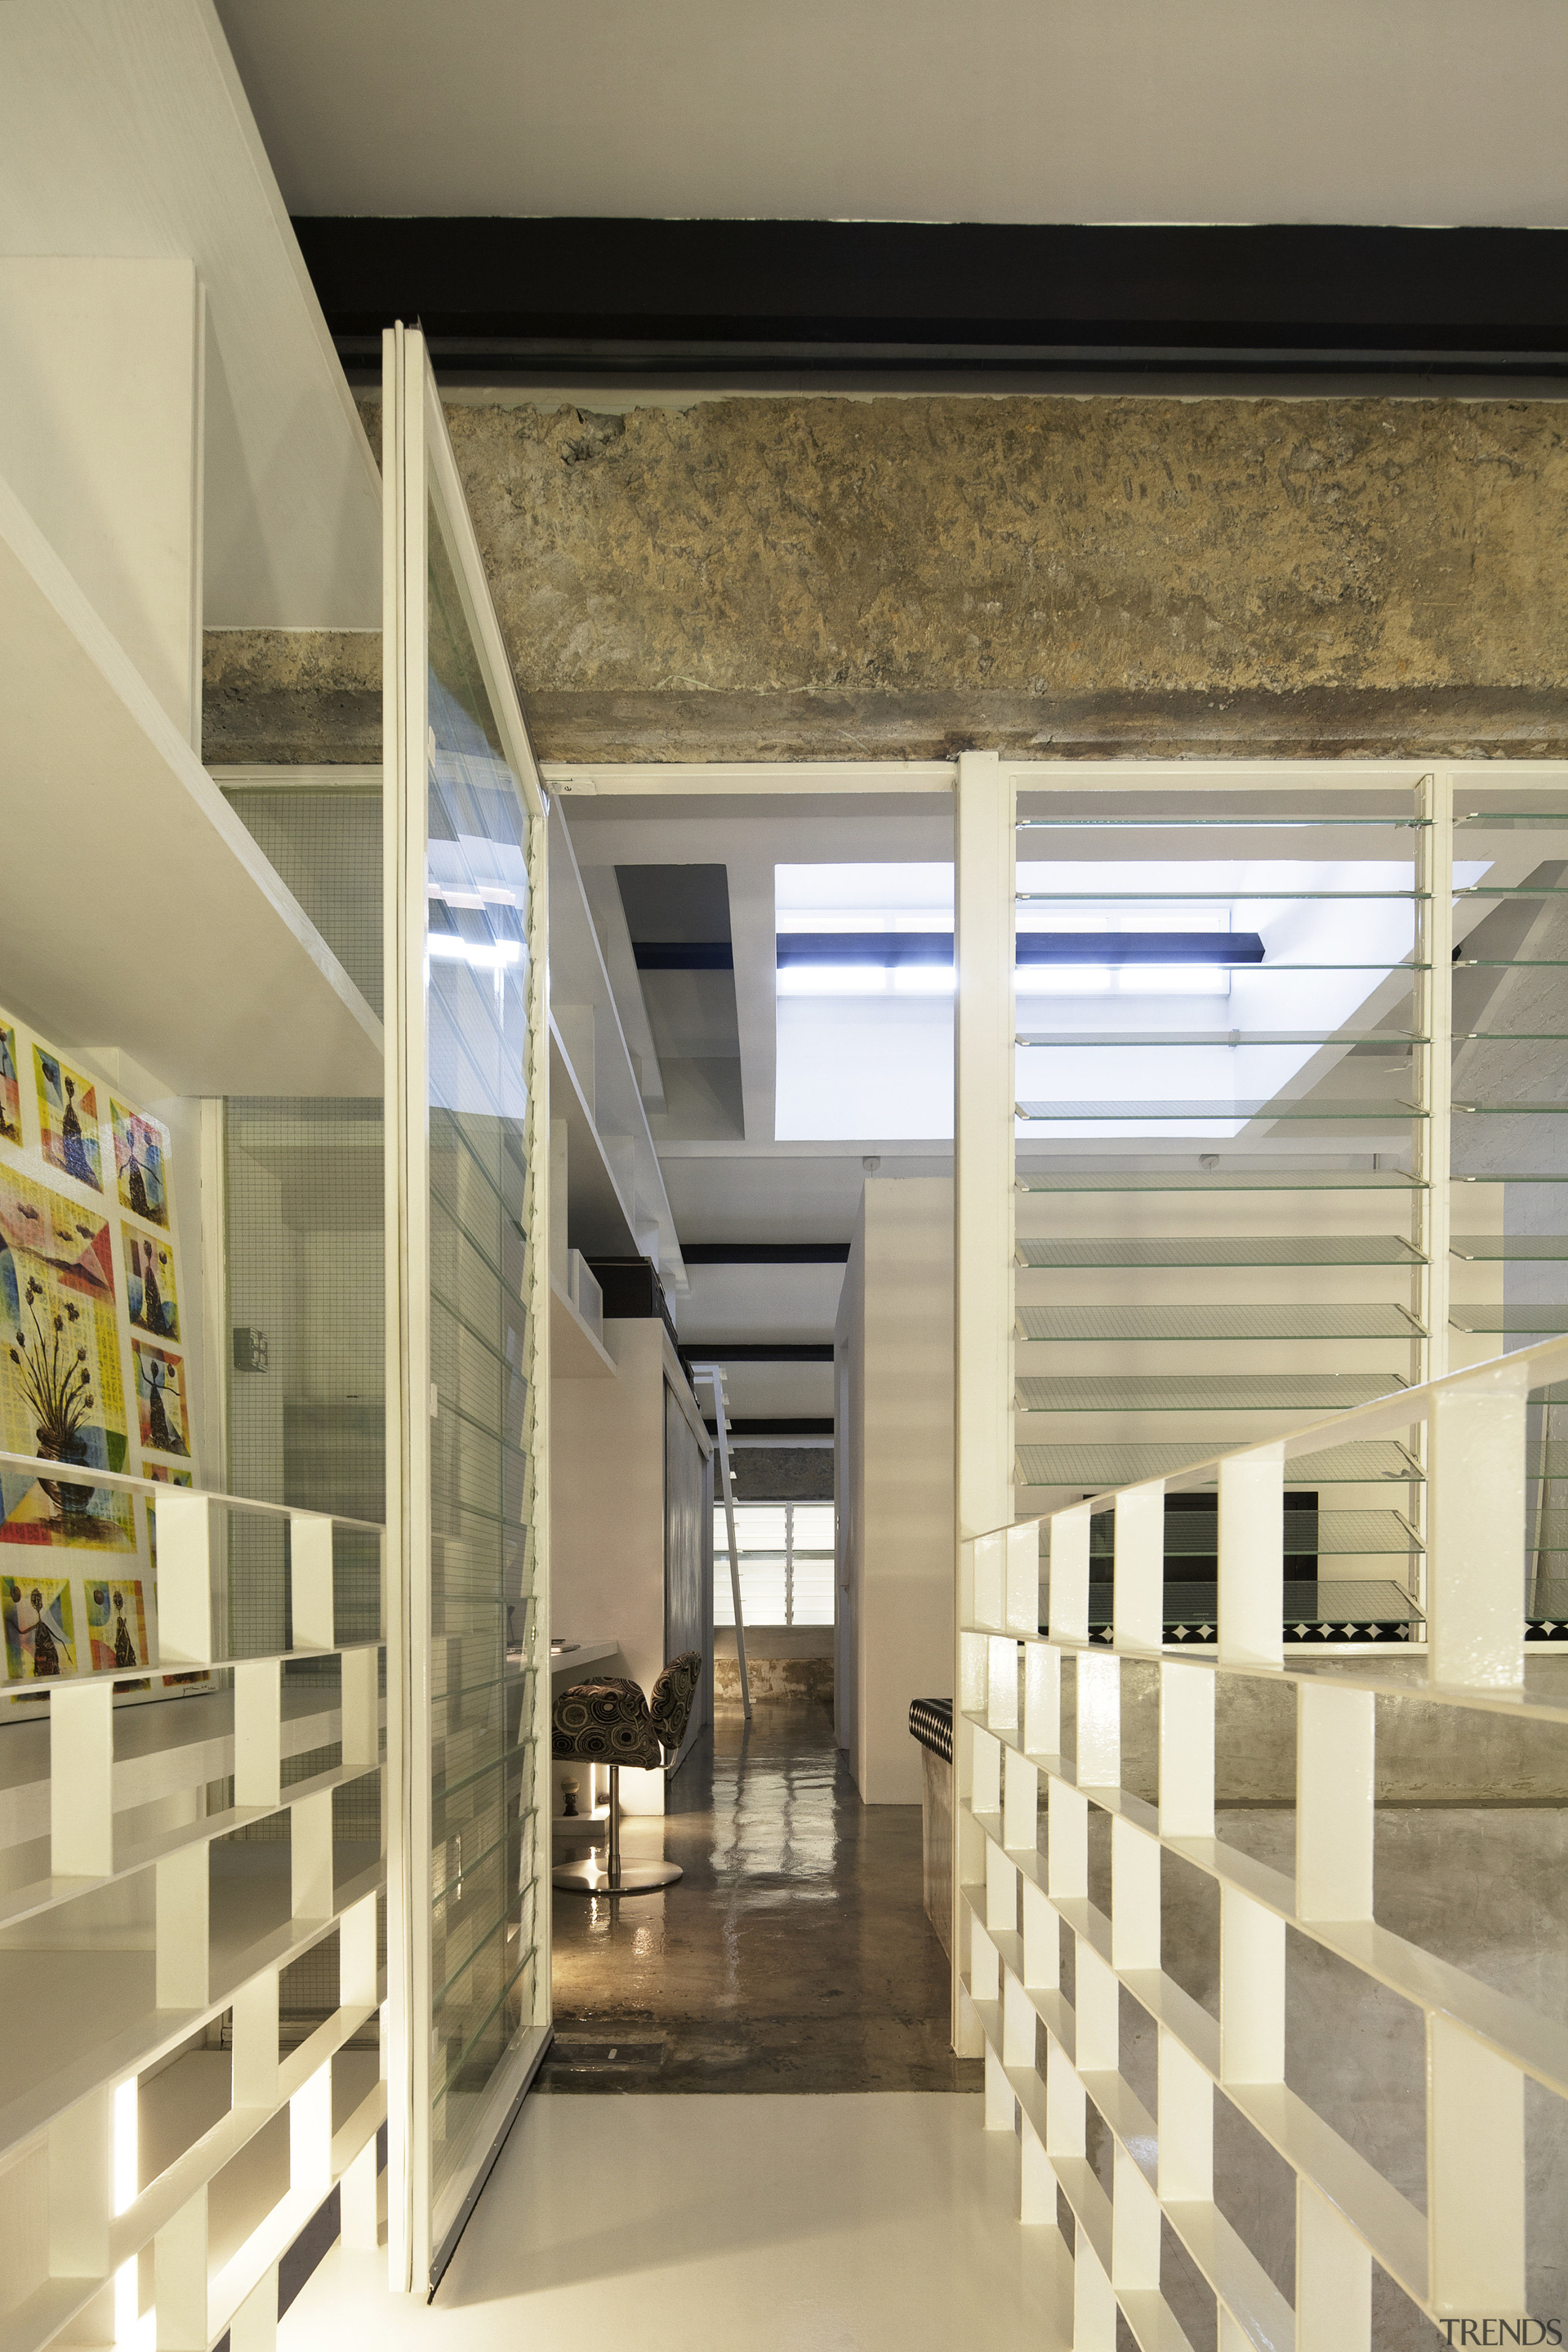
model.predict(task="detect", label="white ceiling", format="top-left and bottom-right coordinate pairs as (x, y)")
top-left (567, 793), bottom-right (954, 1395)
top-left (214, 0), bottom-right (1568, 227)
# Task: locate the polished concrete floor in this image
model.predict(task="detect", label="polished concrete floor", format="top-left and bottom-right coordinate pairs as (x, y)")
top-left (282, 2095), bottom-right (1068, 2352)
top-left (545, 1697), bottom-right (979, 2094)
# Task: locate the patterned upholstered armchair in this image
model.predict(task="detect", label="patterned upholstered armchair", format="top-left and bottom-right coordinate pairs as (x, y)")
top-left (551, 1651), bottom-right (703, 1894)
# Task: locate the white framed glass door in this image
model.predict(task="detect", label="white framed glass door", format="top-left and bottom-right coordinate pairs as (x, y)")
top-left (383, 323), bottom-right (551, 2292)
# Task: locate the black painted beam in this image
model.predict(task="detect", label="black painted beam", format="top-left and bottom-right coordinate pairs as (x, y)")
top-left (704, 1417), bottom-right (835, 1438)
top-left (682, 1243), bottom-right (851, 1265)
top-left (684, 1343), bottom-right (835, 1362)
top-left (293, 218), bottom-right (1568, 378)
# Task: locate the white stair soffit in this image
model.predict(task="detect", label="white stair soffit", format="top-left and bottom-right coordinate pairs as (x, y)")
top-left (0, 475), bottom-right (383, 1096)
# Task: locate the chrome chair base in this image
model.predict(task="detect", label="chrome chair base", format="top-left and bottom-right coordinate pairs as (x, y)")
top-left (552, 1855), bottom-right (683, 1895)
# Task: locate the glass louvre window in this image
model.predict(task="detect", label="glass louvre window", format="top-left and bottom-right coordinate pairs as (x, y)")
top-left (386, 328), bottom-right (549, 2292)
top-left (714, 1501), bottom-right (835, 1626)
top-left (424, 501), bottom-right (540, 2214)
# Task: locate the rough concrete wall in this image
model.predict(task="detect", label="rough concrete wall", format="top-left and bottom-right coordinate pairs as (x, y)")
top-left (203, 393), bottom-right (1568, 766)
top-left (1089, 1656), bottom-right (1568, 1801)
top-left (715, 1656), bottom-right (833, 1705)
top-left (204, 626), bottom-right (380, 766)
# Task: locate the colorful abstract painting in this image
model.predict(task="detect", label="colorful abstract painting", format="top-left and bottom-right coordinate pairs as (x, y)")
top-left (123, 1226), bottom-right (179, 1343)
top-left (34, 1049), bottom-right (102, 1192)
top-left (0, 1026), bottom-right (19, 1148)
top-left (0, 1164), bottom-right (135, 1553)
top-left (132, 1340), bottom-right (189, 1458)
top-left (86, 1575), bottom-right (149, 1672)
top-left (2, 1575), bottom-right (77, 1678)
top-left (111, 1100), bottom-right (168, 1229)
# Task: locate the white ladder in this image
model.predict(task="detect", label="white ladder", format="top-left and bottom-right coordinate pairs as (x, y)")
top-left (693, 1363), bottom-right (752, 1719)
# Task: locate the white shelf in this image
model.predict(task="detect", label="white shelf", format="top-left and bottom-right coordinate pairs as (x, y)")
top-left (548, 801), bottom-right (685, 1290)
top-left (0, 470), bottom-right (383, 1095)
top-left (549, 1275), bottom-right (617, 1378)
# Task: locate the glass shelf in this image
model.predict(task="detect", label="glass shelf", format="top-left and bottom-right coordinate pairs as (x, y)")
top-left (1018, 1235), bottom-right (1424, 1268)
top-left (1016, 1098), bottom-right (1425, 1122)
top-left (1019, 816), bottom-right (1428, 831)
top-left (1017, 1373), bottom-right (1404, 1412)
top-left (1451, 1235), bottom-right (1568, 1261)
top-left (1016, 889), bottom-right (1427, 902)
top-left (1449, 1306), bottom-right (1568, 1335)
top-left (1457, 812), bottom-right (1568, 826)
top-left (1456, 1173), bottom-right (1568, 1185)
top-left (1456, 884), bottom-right (1568, 896)
top-left (1453, 1101), bottom-right (1568, 1115)
top-left (1015, 1438), bottom-right (1421, 1488)
top-left (1082, 1509), bottom-right (1420, 1556)
top-left (1017, 1303), bottom-right (1423, 1343)
top-left (1524, 1526), bottom-right (1568, 1555)
top-left (1016, 1030), bottom-right (1424, 1050)
top-left (1455, 1033), bottom-right (1568, 1044)
top-left (1017, 1170), bottom-right (1426, 1193)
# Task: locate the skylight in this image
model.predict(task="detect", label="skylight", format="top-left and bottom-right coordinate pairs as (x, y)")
top-left (772, 857), bottom-right (1492, 1146)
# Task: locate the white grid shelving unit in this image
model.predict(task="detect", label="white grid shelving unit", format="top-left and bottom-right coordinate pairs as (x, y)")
top-left (0, 1457), bottom-right (385, 2352)
top-left (954, 756), bottom-right (1568, 2348)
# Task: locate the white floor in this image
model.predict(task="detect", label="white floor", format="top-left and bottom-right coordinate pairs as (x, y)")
top-left (282, 2095), bottom-right (1071, 2352)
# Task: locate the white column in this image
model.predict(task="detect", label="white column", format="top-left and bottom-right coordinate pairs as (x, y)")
top-left (153, 1491), bottom-right (214, 1667)
top-left (1157, 2027), bottom-right (1213, 2205)
top-left (232, 1973), bottom-right (281, 2113)
top-left (290, 1512), bottom-right (336, 1651)
top-left (50, 1678), bottom-right (113, 1877)
top-left (234, 1657), bottom-right (282, 1809)
top-left (1047, 1504), bottom-right (1090, 1643)
top-left (953, 745), bottom-right (1016, 2055)
top-left (291, 1786), bottom-right (334, 1920)
top-left (1427, 1374), bottom-right (1527, 1689)
top-left (156, 1843), bottom-right (210, 2008)
top-left (1427, 2016), bottom-right (1525, 2318)
top-left (48, 2085), bottom-right (110, 2280)
top-left (1297, 2176), bottom-right (1371, 2352)
top-left (954, 746), bottom-right (1016, 1543)
top-left (340, 2136), bottom-right (381, 2252)
top-left (153, 2186), bottom-right (208, 2351)
top-left (1414, 768), bottom-right (1453, 1388)
top-left (228, 2263), bottom-right (278, 2352)
top-left (1219, 1887), bottom-right (1284, 2087)
top-left (341, 1643), bottom-right (382, 1776)
top-left (1217, 1442), bottom-right (1284, 1669)
top-left (1296, 1683), bottom-right (1375, 1921)
top-left (1110, 1815), bottom-right (1159, 1972)
top-left (291, 2062), bottom-right (333, 2203)
top-left (1112, 1480), bottom-right (1164, 1655)
top-left (1159, 1661), bottom-right (1215, 1840)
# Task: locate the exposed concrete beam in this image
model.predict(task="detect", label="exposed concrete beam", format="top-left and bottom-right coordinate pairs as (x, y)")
top-left (203, 393), bottom-right (1568, 767)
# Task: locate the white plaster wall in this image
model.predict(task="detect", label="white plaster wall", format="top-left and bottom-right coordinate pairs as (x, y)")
top-left (0, 258), bottom-right (203, 745)
top-left (839, 1177), bottom-right (954, 1806)
top-left (549, 1319), bottom-right (671, 1816)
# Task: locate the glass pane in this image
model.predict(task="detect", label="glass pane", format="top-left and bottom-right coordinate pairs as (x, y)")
top-left (791, 1504), bottom-right (835, 1550)
top-left (1014, 788), bottom-right (1432, 1631)
top-left (424, 490), bottom-right (541, 2209)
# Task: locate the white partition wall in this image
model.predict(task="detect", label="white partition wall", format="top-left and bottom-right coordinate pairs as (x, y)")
top-left (383, 326), bottom-right (551, 2294)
